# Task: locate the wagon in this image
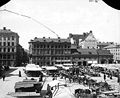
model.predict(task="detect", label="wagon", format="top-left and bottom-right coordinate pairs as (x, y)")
top-left (74, 88), bottom-right (95, 98)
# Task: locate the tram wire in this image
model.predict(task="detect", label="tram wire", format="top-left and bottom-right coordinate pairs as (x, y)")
top-left (0, 9), bottom-right (59, 38)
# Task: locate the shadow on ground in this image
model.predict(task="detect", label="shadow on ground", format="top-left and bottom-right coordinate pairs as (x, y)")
top-left (0, 67), bottom-right (18, 79)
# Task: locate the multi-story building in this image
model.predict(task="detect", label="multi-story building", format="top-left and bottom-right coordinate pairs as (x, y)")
top-left (29, 37), bottom-right (71, 66)
top-left (104, 44), bottom-right (120, 63)
top-left (69, 30), bottom-right (97, 49)
top-left (71, 47), bottom-right (113, 65)
top-left (0, 27), bottom-right (19, 67)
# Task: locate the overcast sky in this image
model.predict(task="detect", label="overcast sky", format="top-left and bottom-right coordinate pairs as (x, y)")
top-left (0, 0), bottom-right (120, 49)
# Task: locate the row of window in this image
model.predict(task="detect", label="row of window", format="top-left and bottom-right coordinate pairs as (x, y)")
top-left (115, 57), bottom-right (120, 60)
top-left (33, 44), bottom-right (70, 49)
top-left (0, 42), bottom-right (15, 46)
top-left (110, 49), bottom-right (120, 52)
top-left (0, 36), bottom-right (15, 40)
top-left (32, 50), bottom-right (70, 55)
top-left (112, 53), bottom-right (120, 55)
top-left (0, 54), bottom-right (15, 59)
top-left (0, 48), bottom-right (15, 52)
top-left (33, 57), bottom-right (70, 60)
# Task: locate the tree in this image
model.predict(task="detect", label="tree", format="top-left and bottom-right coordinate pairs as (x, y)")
top-left (16, 44), bottom-right (29, 66)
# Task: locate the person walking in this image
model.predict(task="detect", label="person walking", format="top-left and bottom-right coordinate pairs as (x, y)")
top-left (2, 74), bottom-right (5, 81)
top-left (19, 70), bottom-right (21, 77)
top-left (104, 74), bottom-right (106, 81)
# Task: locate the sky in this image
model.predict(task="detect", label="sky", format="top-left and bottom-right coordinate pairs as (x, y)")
top-left (0, 0), bottom-right (120, 49)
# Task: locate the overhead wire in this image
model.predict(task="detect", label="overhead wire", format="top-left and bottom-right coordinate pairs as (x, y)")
top-left (0, 9), bottom-right (59, 38)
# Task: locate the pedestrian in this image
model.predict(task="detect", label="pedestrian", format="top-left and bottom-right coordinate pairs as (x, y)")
top-left (2, 74), bottom-right (5, 81)
top-left (46, 84), bottom-right (52, 98)
top-left (104, 74), bottom-right (106, 81)
top-left (78, 77), bottom-right (81, 84)
top-left (39, 75), bottom-right (41, 82)
top-left (19, 70), bottom-right (21, 77)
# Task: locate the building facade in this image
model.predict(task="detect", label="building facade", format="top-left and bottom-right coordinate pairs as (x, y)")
top-left (0, 27), bottom-right (19, 67)
top-left (71, 48), bottom-right (113, 65)
top-left (29, 37), bottom-right (71, 66)
top-left (104, 44), bottom-right (120, 63)
top-left (69, 30), bottom-right (97, 49)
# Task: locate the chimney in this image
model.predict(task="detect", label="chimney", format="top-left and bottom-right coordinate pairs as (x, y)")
top-left (34, 37), bottom-right (37, 39)
top-left (90, 30), bottom-right (92, 33)
top-left (83, 33), bottom-right (86, 37)
top-left (3, 27), bottom-right (6, 30)
top-left (69, 33), bottom-right (73, 38)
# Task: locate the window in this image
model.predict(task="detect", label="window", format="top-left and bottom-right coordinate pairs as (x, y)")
top-left (8, 37), bottom-right (10, 40)
top-left (41, 45), bottom-right (43, 48)
top-left (65, 45), bottom-right (67, 48)
top-left (4, 37), bottom-right (6, 40)
top-left (51, 45), bottom-right (54, 48)
top-left (12, 48), bottom-right (14, 52)
top-left (89, 52), bottom-right (92, 54)
top-left (47, 45), bottom-right (49, 48)
top-left (34, 44), bottom-right (36, 48)
top-left (12, 36), bottom-right (14, 40)
top-left (0, 42), bottom-right (1, 46)
top-left (7, 55), bottom-right (10, 59)
top-left (3, 42), bottom-right (6, 46)
top-left (12, 42), bottom-right (14, 46)
top-left (8, 42), bottom-right (10, 46)
top-left (8, 48), bottom-right (10, 52)
top-left (37, 44), bottom-right (39, 48)
top-left (0, 48), bottom-right (1, 52)
top-left (3, 55), bottom-right (6, 59)
top-left (4, 48), bottom-right (6, 52)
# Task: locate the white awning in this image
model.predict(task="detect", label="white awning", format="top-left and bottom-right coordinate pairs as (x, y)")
top-left (88, 61), bottom-right (92, 64)
top-left (25, 64), bottom-right (42, 71)
top-left (43, 66), bottom-right (57, 70)
top-left (25, 67), bottom-right (42, 71)
top-left (55, 64), bottom-right (63, 67)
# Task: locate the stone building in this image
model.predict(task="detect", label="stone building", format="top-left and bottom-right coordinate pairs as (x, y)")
top-left (29, 37), bottom-right (71, 66)
top-left (0, 27), bottom-right (19, 67)
top-left (71, 48), bottom-right (113, 65)
top-left (104, 44), bottom-right (120, 63)
top-left (69, 30), bottom-right (97, 49)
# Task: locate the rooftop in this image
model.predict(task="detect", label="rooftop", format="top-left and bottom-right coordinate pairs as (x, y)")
top-left (29, 37), bottom-right (70, 43)
top-left (97, 49), bottom-right (112, 55)
top-left (0, 27), bottom-right (19, 36)
top-left (69, 30), bottom-right (92, 42)
top-left (104, 44), bottom-right (120, 49)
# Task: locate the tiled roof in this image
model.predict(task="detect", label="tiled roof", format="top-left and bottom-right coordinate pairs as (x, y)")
top-left (77, 49), bottom-right (97, 55)
top-left (73, 49), bottom-right (112, 56)
top-left (104, 44), bottom-right (120, 49)
top-left (97, 50), bottom-right (112, 55)
top-left (30, 37), bottom-right (70, 43)
top-left (0, 28), bottom-right (18, 36)
top-left (97, 42), bottom-right (114, 46)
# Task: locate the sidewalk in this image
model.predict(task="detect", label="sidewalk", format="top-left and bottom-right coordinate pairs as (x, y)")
top-left (0, 67), bottom-right (76, 98)
top-left (0, 67), bottom-right (26, 98)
